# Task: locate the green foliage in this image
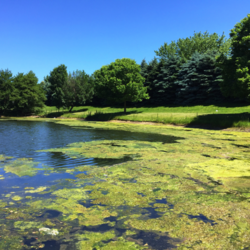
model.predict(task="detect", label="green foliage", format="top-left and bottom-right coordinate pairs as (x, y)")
top-left (0, 69), bottom-right (46, 114)
top-left (0, 69), bottom-right (15, 113)
top-left (155, 31), bottom-right (231, 62)
top-left (94, 58), bottom-right (149, 113)
top-left (63, 70), bottom-right (95, 112)
top-left (47, 64), bottom-right (68, 109)
top-left (174, 51), bottom-right (224, 104)
top-left (155, 56), bottom-right (184, 104)
top-left (140, 58), bottom-right (148, 80)
top-left (143, 58), bottom-right (160, 95)
top-left (143, 58), bottom-right (159, 89)
top-left (40, 76), bottom-right (53, 106)
top-left (2, 158), bottom-right (42, 177)
top-left (141, 32), bottom-right (230, 106)
top-left (12, 71), bottom-right (46, 114)
top-left (220, 14), bottom-right (250, 101)
top-left (139, 58), bottom-right (167, 106)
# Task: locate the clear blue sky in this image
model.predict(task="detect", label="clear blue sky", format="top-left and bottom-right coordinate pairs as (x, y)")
top-left (1, 0), bottom-right (249, 83)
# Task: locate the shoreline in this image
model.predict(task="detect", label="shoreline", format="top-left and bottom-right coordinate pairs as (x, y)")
top-left (1, 116), bottom-right (250, 132)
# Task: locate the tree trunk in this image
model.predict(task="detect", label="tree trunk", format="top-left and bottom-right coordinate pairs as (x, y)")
top-left (124, 101), bottom-right (126, 113)
top-left (69, 105), bottom-right (74, 112)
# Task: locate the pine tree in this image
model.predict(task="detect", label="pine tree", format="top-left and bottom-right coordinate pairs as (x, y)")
top-left (142, 58), bottom-right (165, 105)
top-left (155, 56), bottom-right (184, 104)
top-left (175, 51), bottom-right (224, 105)
top-left (140, 59), bottom-right (148, 80)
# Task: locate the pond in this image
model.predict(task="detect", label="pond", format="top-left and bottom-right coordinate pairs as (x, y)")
top-left (1, 119), bottom-right (250, 249)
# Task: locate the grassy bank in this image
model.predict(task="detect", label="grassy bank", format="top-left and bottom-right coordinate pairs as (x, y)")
top-left (37, 104), bottom-right (250, 129)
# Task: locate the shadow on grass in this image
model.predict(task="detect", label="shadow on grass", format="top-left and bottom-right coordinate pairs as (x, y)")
top-left (187, 112), bottom-right (250, 129)
top-left (43, 108), bottom-right (89, 118)
top-left (85, 111), bottom-right (141, 121)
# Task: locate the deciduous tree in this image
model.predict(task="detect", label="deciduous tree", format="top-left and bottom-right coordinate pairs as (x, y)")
top-left (12, 71), bottom-right (46, 114)
top-left (94, 58), bottom-right (149, 113)
top-left (63, 70), bottom-right (95, 112)
top-left (220, 14), bottom-right (250, 101)
top-left (0, 69), bottom-right (15, 113)
top-left (155, 31), bottom-right (231, 62)
top-left (47, 64), bottom-right (68, 110)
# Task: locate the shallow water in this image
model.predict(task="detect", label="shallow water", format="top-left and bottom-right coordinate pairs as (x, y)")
top-left (0, 121), bottom-right (180, 191)
top-left (1, 120), bottom-right (250, 249)
top-left (0, 120), bottom-right (182, 250)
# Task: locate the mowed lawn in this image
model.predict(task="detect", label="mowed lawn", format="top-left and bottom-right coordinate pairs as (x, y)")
top-left (40, 104), bottom-right (250, 128)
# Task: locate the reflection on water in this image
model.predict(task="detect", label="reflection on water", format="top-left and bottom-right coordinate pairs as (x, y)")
top-left (0, 120), bottom-right (179, 193)
top-left (0, 120), bottom-right (178, 161)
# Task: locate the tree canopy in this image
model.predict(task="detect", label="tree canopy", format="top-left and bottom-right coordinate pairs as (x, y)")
top-left (175, 51), bottom-right (223, 104)
top-left (40, 76), bottom-right (53, 106)
top-left (155, 31), bottom-right (231, 62)
top-left (47, 64), bottom-right (68, 110)
top-left (63, 70), bottom-right (95, 112)
top-left (220, 14), bottom-right (250, 101)
top-left (0, 69), bottom-right (15, 113)
top-left (93, 58), bottom-right (149, 113)
top-left (0, 69), bottom-right (46, 114)
top-left (155, 56), bottom-right (184, 104)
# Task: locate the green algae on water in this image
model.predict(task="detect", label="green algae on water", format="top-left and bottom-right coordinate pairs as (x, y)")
top-left (0, 154), bottom-right (13, 162)
top-left (2, 158), bottom-right (41, 177)
top-left (25, 186), bottom-right (47, 193)
top-left (2, 120), bottom-right (250, 249)
top-left (11, 195), bottom-right (23, 201)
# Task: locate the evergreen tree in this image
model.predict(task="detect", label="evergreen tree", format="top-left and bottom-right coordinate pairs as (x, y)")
top-left (144, 57), bottom-right (159, 89)
top-left (175, 51), bottom-right (224, 105)
top-left (155, 56), bottom-right (184, 104)
top-left (140, 59), bottom-right (148, 80)
top-left (142, 57), bottom-right (163, 105)
top-left (149, 60), bottom-right (165, 105)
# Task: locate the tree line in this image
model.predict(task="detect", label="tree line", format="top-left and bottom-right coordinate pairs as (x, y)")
top-left (1, 14), bottom-right (250, 114)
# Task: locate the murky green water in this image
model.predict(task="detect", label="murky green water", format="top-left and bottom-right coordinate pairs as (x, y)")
top-left (1, 120), bottom-right (250, 249)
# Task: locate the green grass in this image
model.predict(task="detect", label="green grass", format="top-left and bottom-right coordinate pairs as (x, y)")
top-left (36, 104), bottom-right (250, 129)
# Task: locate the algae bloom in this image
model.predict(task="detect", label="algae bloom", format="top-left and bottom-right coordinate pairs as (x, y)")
top-left (39, 227), bottom-right (59, 235)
